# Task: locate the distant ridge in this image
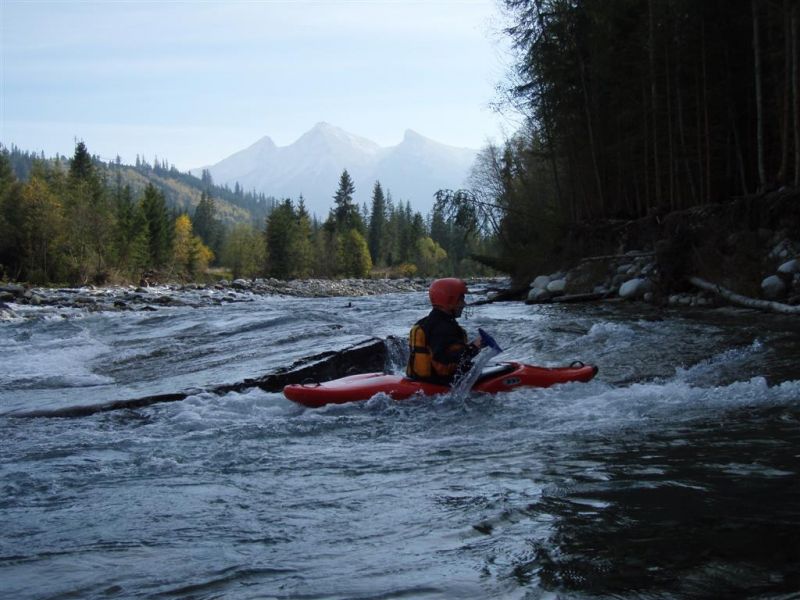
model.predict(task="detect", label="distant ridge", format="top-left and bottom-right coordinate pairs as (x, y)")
top-left (193, 122), bottom-right (478, 217)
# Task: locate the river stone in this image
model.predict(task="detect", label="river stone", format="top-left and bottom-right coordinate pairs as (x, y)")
top-left (531, 275), bottom-right (551, 290)
top-left (761, 275), bottom-right (786, 299)
top-left (777, 259), bottom-right (800, 275)
top-left (619, 277), bottom-right (651, 299)
top-left (527, 287), bottom-right (552, 302)
top-left (0, 284), bottom-right (24, 296)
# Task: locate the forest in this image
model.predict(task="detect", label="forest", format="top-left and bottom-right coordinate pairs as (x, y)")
top-left (444, 0), bottom-right (800, 280)
top-left (0, 143), bottom-right (492, 285)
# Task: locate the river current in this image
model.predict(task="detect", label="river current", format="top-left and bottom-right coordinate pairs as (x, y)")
top-left (1, 286), bottom-right (799, 599)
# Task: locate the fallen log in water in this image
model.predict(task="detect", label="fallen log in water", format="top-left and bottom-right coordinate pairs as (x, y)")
top-left (525, 291), bottom-right (614, 305)
top-left (12, 337), bottom-right (395, 418)
top-left (689, 276), bottom-right (800, 314)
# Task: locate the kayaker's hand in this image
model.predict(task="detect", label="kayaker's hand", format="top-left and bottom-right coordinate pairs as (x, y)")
top-left (471, 336), bottom-right (483, 348)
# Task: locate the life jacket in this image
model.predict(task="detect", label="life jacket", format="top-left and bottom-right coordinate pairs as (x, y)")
top-left (407, 317), bottom-right (468, 382)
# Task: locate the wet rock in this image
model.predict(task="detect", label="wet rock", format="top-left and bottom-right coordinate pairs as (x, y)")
top-left (777, 258), bottom-right (800, 275)
top-left (619, 277), bottom-right (652, 299)
top-left (546, 279), bottom-right (566, 294)
top-left (761, 275), bottom-right (786, 299)
top-left (0, 284), bottom-right (25, 297)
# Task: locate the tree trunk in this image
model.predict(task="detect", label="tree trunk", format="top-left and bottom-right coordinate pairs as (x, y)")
top-left (753, 0), bottom-right (767, 191)
top-left (665, 44), bottom-right (676, 210)
top-left (793, 3), bottom-right (800, 187)
top-left (689, 277), bottom-right (800, 314)
top-left (649, 0), bottom-right (662, 208)
top-left (676, 38), bottom-right (698, 207)
top-left (577, 51), bottom-right (605, 213)
top-left (777, 0), bottom-right (792, 183)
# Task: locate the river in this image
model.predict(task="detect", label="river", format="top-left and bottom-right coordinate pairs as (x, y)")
top-left (1, 286), bottom-right (799, 599)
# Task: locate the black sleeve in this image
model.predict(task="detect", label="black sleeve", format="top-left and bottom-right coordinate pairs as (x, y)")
top-left (429, 320), bottom-right (471, 366)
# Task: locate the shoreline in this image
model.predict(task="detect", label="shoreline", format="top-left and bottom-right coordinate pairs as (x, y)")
top-left (0, 277), bottom-right (436, 318)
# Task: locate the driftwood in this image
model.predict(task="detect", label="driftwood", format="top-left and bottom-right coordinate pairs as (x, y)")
top-left (689, 276), bottom-right (800, 314)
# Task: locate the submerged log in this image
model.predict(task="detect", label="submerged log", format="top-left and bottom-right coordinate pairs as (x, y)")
top-left (12, 337), bottom-right (396, 418)
top-left (689, 276), bottom-right (800, 314)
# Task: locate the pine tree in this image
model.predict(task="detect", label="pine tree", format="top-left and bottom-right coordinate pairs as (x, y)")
top-left (332, 169), bottom-right (363, 233)
top-left (69, 141), bottom-right (93, 181)
top-left (140, 184), bottom-right (171, 268)
top-left (264, 199), bottom-right (297, 278)
top-left (367, 181), bottom-right (386, 265)
top-left (192, 191), bottom-right (221, 257)
top-left (291, 198), bottom-right (314, 277)
top-left (222, 223), bottom-right (265, 279)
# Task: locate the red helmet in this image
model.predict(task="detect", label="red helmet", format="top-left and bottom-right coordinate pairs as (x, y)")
top-left (429, 278), bottom-right (468, 311)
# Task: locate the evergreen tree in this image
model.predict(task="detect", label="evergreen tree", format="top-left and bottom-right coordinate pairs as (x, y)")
top-left (264, 199), bottom-right (297, 278)
top-left (140, 184), bottom-right (171, 268)
top-left (192, 191), bottom-right (221, 258)
top-left (367, 181), bottom-right (387, 265)
top-left (291, 198), bottom-right (314, 277)
top-left (113, 184), bottom-right (136, 270)
top-left (222, 223), bottom-right (265, 279)
top-left (332, 169), bottom-right (363, 233)
top-left (64, 141), bottom-right (112, 282)
top-left (314, 218), bottom-right (341, 277)
top-left (69, 141), bottom-right (93, 181)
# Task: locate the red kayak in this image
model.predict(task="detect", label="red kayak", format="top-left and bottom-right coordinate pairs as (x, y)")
top-left (283, 361), bottom-right (598, 408)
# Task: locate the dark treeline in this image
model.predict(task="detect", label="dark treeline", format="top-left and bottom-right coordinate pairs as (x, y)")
top-left (450, 0), bottom-right (800, 279)
top-left (0, 143), bottom-right (493, 284)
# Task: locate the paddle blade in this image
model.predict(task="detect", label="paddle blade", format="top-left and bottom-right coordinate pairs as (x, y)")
top-left (478, 328), bottom-right (503, 353)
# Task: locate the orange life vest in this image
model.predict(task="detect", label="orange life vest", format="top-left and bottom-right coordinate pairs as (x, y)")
top-left (407, 318), bottom-right (468, 381)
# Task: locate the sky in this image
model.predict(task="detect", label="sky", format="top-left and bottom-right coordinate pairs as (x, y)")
top-left (1, 0), bottom-right (517, 171)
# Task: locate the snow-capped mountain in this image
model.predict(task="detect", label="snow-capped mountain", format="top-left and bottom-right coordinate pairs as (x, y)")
top-left (193, 122), bottom-right (478, 218)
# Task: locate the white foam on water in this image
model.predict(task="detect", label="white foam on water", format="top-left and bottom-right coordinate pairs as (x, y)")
top-left (0, 327), bottom-right (114, 389)
top-left (673, 339), bottom-right (765, 384)
top-left (500, 370), bottom-right (800, 438)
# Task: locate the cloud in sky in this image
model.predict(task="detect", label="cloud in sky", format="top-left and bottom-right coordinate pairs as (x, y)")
top-left (1, 0), bottom-right (514, 170)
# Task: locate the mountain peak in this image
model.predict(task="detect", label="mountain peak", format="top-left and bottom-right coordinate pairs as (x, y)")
top-left (296, 122), bottom-right (380, 155)
top-left (200, 123), bottom-right (477, 218)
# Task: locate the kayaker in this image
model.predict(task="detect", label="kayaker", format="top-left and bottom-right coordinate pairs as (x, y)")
top-left (407, 278), bottom-right (482, 385)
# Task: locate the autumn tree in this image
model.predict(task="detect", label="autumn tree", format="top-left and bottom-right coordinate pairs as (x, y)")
top-left (339, 228), bottom-right (373, 277)
top-left (173, 214), bottom-right (213, 277)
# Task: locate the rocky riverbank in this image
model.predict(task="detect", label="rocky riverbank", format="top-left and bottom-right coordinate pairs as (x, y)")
top-left (0, 278), bottom-right (429, 319)
top-left (520, 190), bottom-right (800, 312)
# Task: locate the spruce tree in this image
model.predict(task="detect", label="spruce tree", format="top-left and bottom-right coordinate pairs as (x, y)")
top-left (332, 169), bottom-right (363, 233)
top-left (140, 184), bottom-right (171, 268)
top-left (367, 181), bottom-right (386, 266)
top-left (69, 141), bottom-right (93, 181)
